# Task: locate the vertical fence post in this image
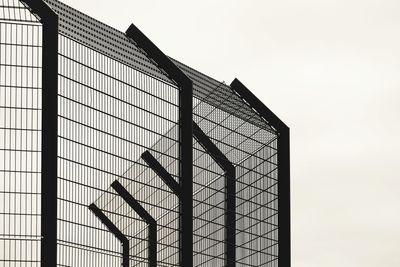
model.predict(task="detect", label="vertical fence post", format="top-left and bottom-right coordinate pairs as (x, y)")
top-left (125, 24), bottom-right (193, 266)
top-left (20, 1), bottom-right (59, 266)
top-left (230, 78), bottom-right (290, 267)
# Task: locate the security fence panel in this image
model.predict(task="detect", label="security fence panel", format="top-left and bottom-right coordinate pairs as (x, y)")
top-left (0, 0), bottom-right (290, 266)
top-left (0, 1), bottom-right (42, 266)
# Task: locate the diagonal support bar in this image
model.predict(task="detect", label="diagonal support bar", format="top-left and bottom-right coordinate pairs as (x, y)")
top-left (193, 123), bottom-right (232, 171)
top-left (193, 122), bottom-right (236, 266)
top-left (126, 24), bottom-right (191, 88)
top-left (141, 151), bottom-right (181, 196)
top-left (111, 181), bottom-right (156, 225)
top-left (89, 204), bottom-right (129, 267)
top-left (230, 78), bottom-right (288, 132)
top-left (111, 180), bottom-right (157, 267)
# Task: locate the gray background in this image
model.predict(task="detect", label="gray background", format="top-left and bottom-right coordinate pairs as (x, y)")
top-left (60, 0), bottom-right (400, 266)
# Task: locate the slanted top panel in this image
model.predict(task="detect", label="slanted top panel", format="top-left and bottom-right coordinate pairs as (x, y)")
top-left (2, 0), bottom-right (40, 22)
top-left (42, 0), bottom-right (274, 132)
top-left (173, 58), bottom-right (275, 132)
top-left (43, 0), bottom-right (173, 84)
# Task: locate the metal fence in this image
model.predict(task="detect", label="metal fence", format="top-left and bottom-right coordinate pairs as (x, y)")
top-left (0, 0), bottom-right (289, 266)
top-left (0, 1), bottom-right (42, 265)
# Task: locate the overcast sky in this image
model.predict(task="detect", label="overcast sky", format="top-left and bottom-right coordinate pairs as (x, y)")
top-left (61, 0), bottom-right (400, 266)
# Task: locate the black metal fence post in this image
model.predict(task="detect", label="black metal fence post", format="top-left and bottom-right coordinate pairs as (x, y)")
top-left (20, 1), bottom-right (59, 266)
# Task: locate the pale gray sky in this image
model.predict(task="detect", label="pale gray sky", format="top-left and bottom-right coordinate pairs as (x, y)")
top-left (61, 0), bottom-right (400, 265)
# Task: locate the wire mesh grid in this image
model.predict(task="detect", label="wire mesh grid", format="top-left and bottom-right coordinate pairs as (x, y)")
top-left (0, 0), bottom-right (283, 266)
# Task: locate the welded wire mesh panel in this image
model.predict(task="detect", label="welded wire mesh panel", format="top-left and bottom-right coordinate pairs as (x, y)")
top-left (192, 138), bottom-right (225, 266)
top-left (0, 1), bottom-right (42, 265)
top-left (236, 140), bottom-right (279, 266)
top-left (94, 120), bottom-right (182, 266)
top-left (0, 1), bottom-right (284, 266)
top-left (57, 33), bottom-right (180, 266)
top-left (96, 160), bottom-right (180, 266)
top-left (96, 187), bottom-right (150, 266)
top-left (43, 0), bottom-right (171, 84)
top-left (0, 0), bottom-right (40, 22)
top-left (192, 87), bottom-right (279, 266)
top-left (174, 60), bottom-right (275, 133)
